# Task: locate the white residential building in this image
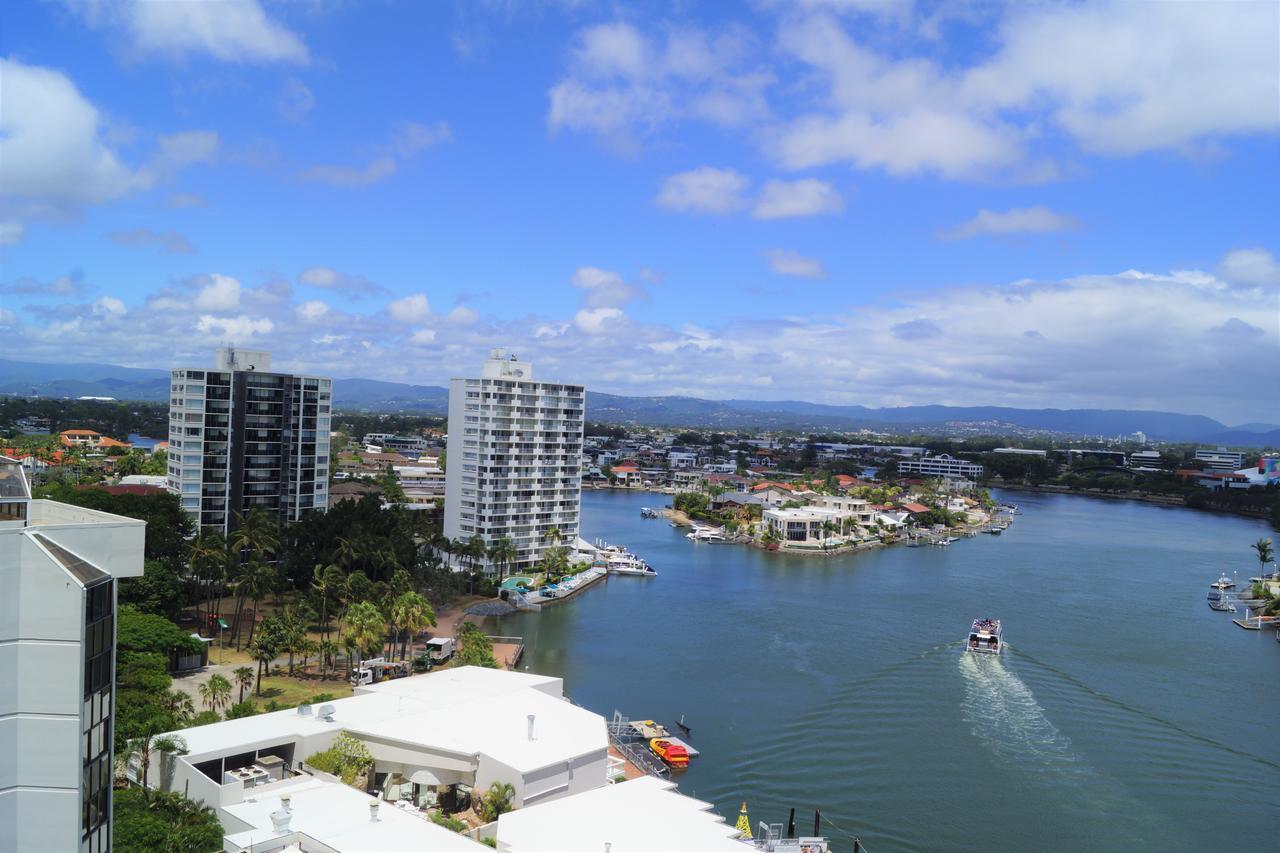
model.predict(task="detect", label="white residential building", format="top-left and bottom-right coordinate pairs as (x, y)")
top-left (444, 350), bottom-right (585, 574)
top-left (897, 454), bottom-right (984, 480)
top-left (142, 669), bottom-right (607, 832)
top-left (0, 456), bottom-right (145, 853)
top-left (394, 463), bottom-right (445, 504)
top-left (167, 348), bottom-right (332, 533)
top-left (813, 494), bottom-right (874, 524)
top-left (495, 776), bottom-right (747, 852)
top-left (763, 506), bottom-right (853, 545)
top-left (1195, 448), bottom-right (1245, 472)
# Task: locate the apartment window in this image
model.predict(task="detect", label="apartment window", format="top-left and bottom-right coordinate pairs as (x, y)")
top-left (82, 580), bottom-right (114, 852)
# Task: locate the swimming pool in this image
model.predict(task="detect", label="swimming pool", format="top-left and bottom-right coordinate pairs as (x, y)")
top-left (500, 576), bottom-right (535, 591)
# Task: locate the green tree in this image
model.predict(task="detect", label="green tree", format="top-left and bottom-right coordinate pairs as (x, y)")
top-left (250, 640), bottom-right (277, 697)
top-left (487, 536), bottom-right (517, 584)
top-left (234, 560), bottom-right (277, 650)
top-left (233, 666), bottom-right (255, 703)
top-left (1252, 537), bottom-right (1275, 575)
top-left (456, 621), bottom-right (499, 668)
top-left (479, 781), bottom-right (515, 822)
top-left (199, 674), bottom-right (232, 714)
top-left (113, 787), bottom-right (222, 853)
top-left (125, 726), bottom-right (188, 798)
top-left (346, 600), bottom-right (387, 661)
top-left (228, 508), bottom-right (280, 646)
top-left (390, 591), bottom-right (436, 660)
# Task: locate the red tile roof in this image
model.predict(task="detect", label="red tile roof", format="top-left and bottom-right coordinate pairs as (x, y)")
top-left (901, 502), bottom-right (930, 513)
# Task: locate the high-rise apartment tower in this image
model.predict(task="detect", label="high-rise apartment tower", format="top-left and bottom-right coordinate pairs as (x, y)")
top-left (0, 456), bottom-right (145, 853)
top-left (167, 348), bottom-right (331, 532)
top-left (444, 350), bottom-right (585, 574)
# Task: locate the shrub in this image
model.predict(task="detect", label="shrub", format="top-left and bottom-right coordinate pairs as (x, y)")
top-left (189, 710), bottom-right (221, 726)
top-left (224, 701), bottom-right (259, 720)
top-left (305, 732), bottom-right (373, 785)
top-left (430, 811), bottom-right (468, 833)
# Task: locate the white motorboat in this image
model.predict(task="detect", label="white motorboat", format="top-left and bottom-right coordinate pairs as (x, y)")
top-left (607, 554), bottom-right (657, 576)
top-left (1209, 575), bottom-right (1236, 590)
top-left (687, 526), bottom-right (726, 542)
top-left (966, 618), bottom-right (1002, 654)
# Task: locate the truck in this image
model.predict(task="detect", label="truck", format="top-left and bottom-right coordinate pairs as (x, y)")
top-left (425, 637), bottom-right (456, 663)
top-left (348, 658), bottom-right (409, 687)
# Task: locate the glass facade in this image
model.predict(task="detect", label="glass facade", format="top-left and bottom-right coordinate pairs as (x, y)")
top-left (81, 579), bottom-right (114, 853)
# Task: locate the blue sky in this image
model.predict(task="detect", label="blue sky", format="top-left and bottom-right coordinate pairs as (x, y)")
top-left (1, 0), bottom-right (1277, 423)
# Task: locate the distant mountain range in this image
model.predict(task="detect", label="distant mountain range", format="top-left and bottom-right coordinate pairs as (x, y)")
top-left (1, 358), bottom-right (1276, 447)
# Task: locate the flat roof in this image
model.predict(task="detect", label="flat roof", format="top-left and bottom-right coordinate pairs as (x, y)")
top-left (169, 667), bottom-right (603, 774)
top-left (223, 776), bottom-right (485, 852)
top-left (496, 776), bottom-right (745, 852)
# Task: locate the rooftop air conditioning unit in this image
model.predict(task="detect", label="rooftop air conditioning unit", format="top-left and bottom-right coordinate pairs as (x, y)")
top-left (317, 704), bottom-right (336, 721)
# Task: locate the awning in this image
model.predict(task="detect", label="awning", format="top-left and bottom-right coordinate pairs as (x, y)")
top-left (408, 767), bottom-right (464, 786)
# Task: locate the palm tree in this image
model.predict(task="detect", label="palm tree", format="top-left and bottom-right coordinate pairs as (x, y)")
top-left (1252, 538), bottom-right (1275, 576)
top-left (311, 563), bottom-right (343, 642)
top-left (228, 509), bottom-right (280, 644)
top-left (233, 666), bottom-right (255, 703)
top-left (235, 560), bottom-right (277, 650)
top-left (390, 591), bottom-right (435, 660)
top-left (250, 640), bottom-right (276, 696)
top-left (343, 634), bottom-right (360, 675)
top-left (126, 728), bottom-right (188, 797)
top-left (487, 536), bottom-right (517, 585)
top-left (543, 526), bottom-right (562, 547)
top-left (187, 529), bottom-right (226, 636)
top-left (318, 639), bottom-right (338, 677)
top-left (346, 600), bottom-right (386, 663)
top-left (821, 520), bottom-right (838, 552)
top-left (210, 674), bottom-right (232, 712)
top-left (161, 689), bottom-right (194, 725)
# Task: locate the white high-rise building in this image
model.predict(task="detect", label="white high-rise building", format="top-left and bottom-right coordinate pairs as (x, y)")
top-left (444, 350), bottom-right (585, 574)
top-left (167, 348), bottom-right (332, 533)
top-left (0, 455), bottom-right (145, 853)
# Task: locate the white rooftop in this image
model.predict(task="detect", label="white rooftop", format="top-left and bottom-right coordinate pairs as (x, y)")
top-left (495, 776), bottom-right (747, 852)
top-left (170, 667), bottom-right (605, 774)
top-left (223, 776), bottom-right (485, 852)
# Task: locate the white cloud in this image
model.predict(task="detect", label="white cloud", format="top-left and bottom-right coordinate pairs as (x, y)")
top-left (108, 228), bottom-right (195, 254)
top-left (1218, 248), bottom-right (1280, 289)
top-left (766, 249), bottom-right (826, 280)
top-left (446, 305), bottom-right (479, 325)
top-left (93, 296), bottom-right (126, 316)
top-left (574, 307), bottom-right (624, 335)
top-left (196, 314), bottom-right (273, 338)
top-left (279, 78), bottom-right (314, 123)
top-left (77, 0), bottom-right (309, 64)
top-left (0, 222), bottom-right (25, 245)
top-left (393, 121), bottom-right (452, 155)
top-left (656, 167), bottom-right (750, 214)
top-left (387, 293), bottom-right (430, 323)
top-left (0, 58), bottom-right (149, 209)
top-left (549, 22), bottom-right (771, 151)
top-left (571, 266), bottom-right (648, 308)
top-left (298, 267), bottom-right (385, 296)
top-left (296, 300), bottom-right (330, 323)
top-left (753, 178), bottom-right (843, 219)
top-left (299, 157), bottom-right (397, 188)
top-left (771, 4), bottom-right (1280, 178)
top-left (0, 58), bottom-right (216, 238)
top-left (194, 274), bottom-right (241, 311)
top-left (1, 272), bottom-right (90, 297)
top-left (408, 328), bottom-right (437, 345)
top-left (938, 206), bottom-right (1079, 241)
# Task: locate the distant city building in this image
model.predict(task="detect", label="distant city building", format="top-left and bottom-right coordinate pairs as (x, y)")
top-left (992, 447), bottom-right (1048, 457)
top-left (1130, 431), bottom-right (1148, 445)
top-left (897, 454), bottom-right (984, 480)
top-left (393, 462), bottom-right (445, 504)
top-left (1194, 448), bottom-right (1245, 472)
top-left (1128, 449), bottom-right (1164, 469)
top-left (361, 433), bottom-right (433, 456)
top-left (1, 455), bottom-right (145, 853)
top-left (444, 350), bottom-right (585, 574)
top-left (166, 348), bottom-right (331, 533)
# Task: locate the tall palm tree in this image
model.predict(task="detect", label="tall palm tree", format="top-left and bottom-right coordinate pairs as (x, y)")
top-left (390, 591), bottom-right (435, 660)
top-left (235, 560), bottom-right (277, 650)
top-left (487, 536), bottom-right (517, 585)
top-left (332, 536), bottom-right (362, 573)
top-left (343, 634), bottom-right (359, 675)
top-left (250, 640), bottom-right (277, 696)
top-left (228, 509), bottom-right (280, 644)
top-left (209, 674), bottom-right (232, 713)
top-left (311, 563), bottom-right (343, 642)
top-left (126, 729), bottom-right (188, 798)
top-left (543, 526), bottom-right (562, 547)
top-left (161, 689), bottom-right (194, 725)
top-left (1252, 538), bottom-right (1275, 576)
top-left (318, 639), bottom-right (338, 678)
top-left (186, 529), bottom-right (225, 636)
top-left (346, 600), bottom-right (386, 663)
top-left (233, 666), bottom-right (255, 703)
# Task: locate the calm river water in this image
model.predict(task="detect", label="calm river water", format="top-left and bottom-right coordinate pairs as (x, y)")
top-left (495, 489), bottom-right (1280, 851)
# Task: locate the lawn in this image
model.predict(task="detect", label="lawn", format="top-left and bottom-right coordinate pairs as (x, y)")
top-left (252, 675), bottom-right (353, 707)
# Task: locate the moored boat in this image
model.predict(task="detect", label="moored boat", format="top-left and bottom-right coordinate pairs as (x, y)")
top-left (1208, 598), bottom-right (1237, 612)
top-left (967, 618), bottom-right (1002, 654)
top-left (649, 737), bottom-right (689, 768)
top-left (1210, 575), bottom-right (1236, 590)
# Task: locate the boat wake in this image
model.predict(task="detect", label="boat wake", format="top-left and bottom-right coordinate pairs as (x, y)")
top-left (958, 652), bottom-right (1084, 776)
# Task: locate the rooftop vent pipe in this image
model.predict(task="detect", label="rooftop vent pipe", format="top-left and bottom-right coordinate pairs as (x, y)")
top-left (369, 801), bottom-right (380, 822)
top-left (527, 714), bottom-right (536, 741)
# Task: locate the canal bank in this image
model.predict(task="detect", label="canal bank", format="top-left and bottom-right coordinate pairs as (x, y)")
top-left (495, 488), bottom-right (1280, 852)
